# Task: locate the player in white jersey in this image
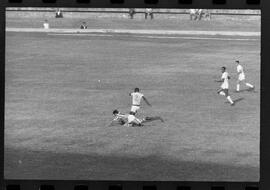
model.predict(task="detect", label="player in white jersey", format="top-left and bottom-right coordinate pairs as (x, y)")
top-left (235, 60), bottom-right (255, 92)
top-left (125, 111), bottom-right (164, 127)
top-left (215, 67), bottom-right (235, 106)
top-left (108, 109), bottom-right (128, 126)
top-left (129, 88), bottom-right (151, 114)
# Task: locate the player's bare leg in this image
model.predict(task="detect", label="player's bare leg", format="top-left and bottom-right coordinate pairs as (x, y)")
top-left (226, 95), bottom-right (234, 106)
top-left (236, 80), bottom-right (241, 92)
top-left (218, 89), bottom-right (234, 105)
top-left (143, 116), bottom-right (164, 123)
top-left (237, 80), bottom-right (254, 91)
top-left (217, 89), bottom-right (226, 96)
top-left (225, 89), bottom-right (234, 105)
top-left (245, 82), bottom-right (255, 90)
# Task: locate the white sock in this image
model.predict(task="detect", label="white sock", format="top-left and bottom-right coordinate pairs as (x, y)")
top-left (246, 83), bottom-right (254, 88)
top-left (219, 91), bottom-right (226, 96)
top-left (236, 84), bottom-right (240, 91)
top-left (227, 96), bottom-right (234, 104)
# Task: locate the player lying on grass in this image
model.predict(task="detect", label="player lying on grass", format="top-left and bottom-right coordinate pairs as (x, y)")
top-left (129, 88), bottom-right (151, 114)
top-left (109, 110), bottom-right (164, 127)
top-left (108, 110), bottom-right (128, 126)
top-left (215, 66), bottom-right (235, 106)
top-left (235, 60), bottom-right (255, 92)
top-left (125, 111), bottom-right (164, 127)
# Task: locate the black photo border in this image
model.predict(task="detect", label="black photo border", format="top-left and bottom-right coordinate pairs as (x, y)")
top-left (0, 0), bottom-right (268, 190)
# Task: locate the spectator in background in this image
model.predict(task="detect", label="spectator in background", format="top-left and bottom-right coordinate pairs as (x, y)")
top-left (43, 20), bottom-right (49, 29)
top-left (189, 9), bottom-right (197, 20)
top-left (145, 8), bottom-right (154, 19)
top-left (190, 9), bottom-right (211, 21)
top-left (197, 9), bottom-right (203, 20)
top-left (203, 9), bottom-right (211, 20)
top-left (128, 8), bottom-right (135, 19)
top-left (55, 8), bottom-right (63, 18)
top-left (80, 22), bottom-right (87, 29)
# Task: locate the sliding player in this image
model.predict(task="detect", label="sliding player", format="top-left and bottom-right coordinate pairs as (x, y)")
top-left (235, 60), bottom-right (255, 92)
top-left (125, 111), bottom-right (164, 127)
top-left (108, 109), bottom-right (128, 126)
top-left (129, 88), bottom-right (151, 114)
top-left (215, 67), bottom-right (235, 106)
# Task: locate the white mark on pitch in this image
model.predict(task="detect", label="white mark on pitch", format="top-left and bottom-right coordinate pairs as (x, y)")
top-left (48, 33), bottom-right (258, 41)
top-left (7, 55), bottom-right (36, 63)
top-left (48, 33), bottom-right (113, 37)
top-left (134, 35), bottom-right (259, 41)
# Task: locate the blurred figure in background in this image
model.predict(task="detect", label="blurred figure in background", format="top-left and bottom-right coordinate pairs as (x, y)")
top-left (190, 9), bottom-right (211, 21)
top-left (55, 8), bottom-right (63, 18)
top-left (43, 19), bottom-right (49, 29)
top-left (145, 8), bottom-right (154, 19)
top-left (189, 9), bottom-right (197, 20)
top-left (203, 9), bottom-right (211, 20)
top-left (197, 9), bottom-right (203, 20)
top-left (80, 21), bottom-right (88, 29)
top-left (128, 8), bottom-right (136, 19)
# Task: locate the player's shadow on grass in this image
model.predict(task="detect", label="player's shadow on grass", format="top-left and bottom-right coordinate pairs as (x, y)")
top-left (225, 97), bottom-right (244, 105)
top-left (233, 88), bottom-right (257, 93)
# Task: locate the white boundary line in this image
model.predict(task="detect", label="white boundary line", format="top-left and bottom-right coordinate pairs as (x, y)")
top-left (135, 35), bottom-right (259, 41)
top-left (48, 33), bottom-right (114, 37)
top-left (6, 55), bottom-right (37, 62)
top-left (6, 28), bottom-right (260, 37)
top-left (47, 33), bottom-right (259, 41)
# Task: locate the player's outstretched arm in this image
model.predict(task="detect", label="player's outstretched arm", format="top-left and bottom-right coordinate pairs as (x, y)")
top-left (142, 96), bottom-right (152, 106)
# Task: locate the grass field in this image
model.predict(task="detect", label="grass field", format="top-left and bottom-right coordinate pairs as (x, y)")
top-left (4, 16), bottom-right (260, 181)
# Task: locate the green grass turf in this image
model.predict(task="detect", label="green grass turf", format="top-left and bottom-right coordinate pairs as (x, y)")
top-left (4, 31), bottom-right (260, 181)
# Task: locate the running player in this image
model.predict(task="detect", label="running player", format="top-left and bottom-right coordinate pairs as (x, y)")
top-left (129, 88), bottom-right (151, 114)
top-left (215, 67), bottom-right (235, 106)
top-left (125, 111), bottom-right (164, 127)
top-left (235, 60), bottom-right (255, 92)
top-left (108, 109), bottom-right (128, 126)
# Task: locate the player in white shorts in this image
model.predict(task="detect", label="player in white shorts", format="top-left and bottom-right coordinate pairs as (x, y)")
top-left (129, 88), bottom-right (151, 114)
top-left (108, 109), bottom-right (128, 126)
top-left (125, 111), bottom-right (164, 127)
top-left (235, 60), bottom-right (255, 92)
top-left (215, 67), bottom-right (235, 106)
